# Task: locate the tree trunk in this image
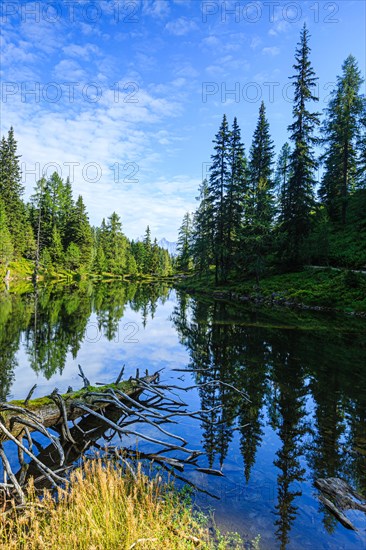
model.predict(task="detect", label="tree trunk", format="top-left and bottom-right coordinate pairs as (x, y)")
top-left (0, 373), bottom-right (158, 443)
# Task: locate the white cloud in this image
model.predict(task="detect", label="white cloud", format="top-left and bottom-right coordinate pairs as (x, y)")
top-left (250, 36), bottom-right (262, 50)
top-left (62, 43), bottom-right (101, 61)
top-left (165, 17), bottom-right (198, 36)
top-left (262, 46), bottom-right (280, 56)
top-left (53, 59), bottom-right (88, 81)
top-left (143, 0), bottom-right (170, 19)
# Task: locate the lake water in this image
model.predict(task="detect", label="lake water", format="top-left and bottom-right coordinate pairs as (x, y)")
top-left (0, 281), bottom-right (365, 549)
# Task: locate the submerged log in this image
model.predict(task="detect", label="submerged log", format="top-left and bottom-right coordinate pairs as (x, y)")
top-left (0, 370), bottom-right (159, 443)
top-left (315, 477), bottom-right (366, 531)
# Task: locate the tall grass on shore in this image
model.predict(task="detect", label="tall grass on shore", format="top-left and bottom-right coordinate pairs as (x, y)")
top-left (0, 457), bottom-right (244, 549)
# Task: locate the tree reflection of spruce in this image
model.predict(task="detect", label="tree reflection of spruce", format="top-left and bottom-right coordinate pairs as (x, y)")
top-left (25, 284), bottom-right (93, 379)
top-left (238, 318), bottom-right (268, 483)
top-left (270, 339), bottom-right (307, 550)
top-left (0, 291), bottom-right (33, 401)
top-left (172, 296), bottom-right (249, 468)
top-left (307, 355), bottom-right (346, 534)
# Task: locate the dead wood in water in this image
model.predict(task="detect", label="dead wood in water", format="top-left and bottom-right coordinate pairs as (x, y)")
top-left (315, 477), bottom-right (366, 531)
top-left (0, 367), bottom-right (250, 507)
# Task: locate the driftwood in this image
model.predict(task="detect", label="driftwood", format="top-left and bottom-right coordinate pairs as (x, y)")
top-left (0, 366), bottom-right (250, 507)
top-left (315, 477), bottom-right (366, 531)
top-left (0, 366), bottom-right (157, 442)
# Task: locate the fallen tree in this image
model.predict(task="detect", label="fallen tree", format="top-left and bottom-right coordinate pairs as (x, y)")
top-left (0, 365), bottom-right (156, 442)
top-left (0, 365), bottom-right (250, 507)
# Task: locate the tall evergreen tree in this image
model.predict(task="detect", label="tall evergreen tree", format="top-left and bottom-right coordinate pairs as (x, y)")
top-left (0, 198), bottom-right (13, 266)
top-left (356, 96), bottom-right (366, 189)
top-left (242, 101), bottom-right (275, 283)
top-left (177, 212), bottom-right (192, 271)
top-left (103, 212), bottom-right (127, 274)
top-left (143, 225), bottom-right (152, 273)
top-left (207, 114), bottom-right (231, 283)
top-left (0, 128), bottom-right (28, 256)
top-left (275, 142), bottom-right (292, 219)
top-left (224, 117), bottom-right (248, 276)
top-left (191, 179), bottom-right (213, 276)
top-left (319, 55), bottom-right (364, 222)
top-left (67, 195), bottom-right (93, 268)
top-left (281, 24), bottom-right (320, 267)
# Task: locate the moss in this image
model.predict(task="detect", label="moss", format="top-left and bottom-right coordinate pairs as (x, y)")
top-left (8, 380), bottom-right (137, 411)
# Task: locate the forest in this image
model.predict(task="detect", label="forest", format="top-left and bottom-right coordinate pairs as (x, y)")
top-left (1, 25), bottom-right (365, 306)
top-left (0, 131), bottom-right (173, 281)
top-left (176, 25), bottom-right (366, 293)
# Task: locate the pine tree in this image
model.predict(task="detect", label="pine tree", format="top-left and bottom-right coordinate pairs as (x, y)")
top-left (0, 198), bottom-right (13, 265)
top-left (243, 101), bottom-right (275, 283)
top-left (224, 117), bottom-right (248, 276)
top-left (68, 195), bottom-right (93, 268)
top-left (0, 128), bottom-right (28, 256)
top-left (64, 242), bottom-right (81, 271)
top-left (357, 97), bottom-right (366, 189)
top-left (59, 177), bottom-right (74, 247)
top-left (207, 114), bottom-right (231, 283)
top-left (191, 179), bottom-right (213, 276)
top-left (143, 225), bottom-right (152, 273)
top-left (49, 225), bottom-right (64, 266)
top-left (150, 238), bottom-right (160, 274)
top-left (275, 142), bottom-right (292, 219)
top-left (177, 212), bottom-right (192, 271)
top-left (319, 55), bottom-right (363, 222)
top-left (103, 212), bottom-right (128, 274)
top-left (282, 24), bottom-right (320, 267)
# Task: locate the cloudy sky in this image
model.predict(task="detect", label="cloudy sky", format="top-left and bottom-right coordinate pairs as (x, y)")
top-left (1, 0), bottom-right (365, 240)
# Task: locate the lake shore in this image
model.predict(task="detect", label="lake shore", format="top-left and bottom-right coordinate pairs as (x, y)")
top-left (175, 268), bottom-right (366, 317)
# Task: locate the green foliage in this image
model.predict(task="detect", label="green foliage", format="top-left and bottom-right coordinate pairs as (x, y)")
top-left (319, 55), bottom-right (364, 223)
top-left (0, 198), bottom-right (13, 265)
top-left (280, 24), bottom-right (320, 266)
top-left (64, 242), bottom-right (81, 271)
top-left (242, 101), bottom-right (275, 283)
top-left (0, 127), bottom-right (30, 257)
top-left (177, 212), bottom-right (192, 271)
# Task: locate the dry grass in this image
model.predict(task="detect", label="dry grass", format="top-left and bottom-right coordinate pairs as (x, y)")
top-left (0, 458), bottom-right (235, 550)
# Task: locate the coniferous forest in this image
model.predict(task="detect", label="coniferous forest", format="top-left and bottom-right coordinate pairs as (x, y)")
top-left (0, 128), bottom-right (173, 280)
top-left (1, 25), bottom-right (365, 309)
top-left (176, 25), bottom-right (366, 302)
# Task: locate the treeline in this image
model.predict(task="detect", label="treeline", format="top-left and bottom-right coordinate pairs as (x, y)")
top-left (176, 25), bottom-right (366, 283)
top-left (0, 132), bottom-right (172, 278)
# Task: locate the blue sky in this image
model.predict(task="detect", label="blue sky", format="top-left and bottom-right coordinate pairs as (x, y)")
top-left (1, 0), bottom-right (365, 240)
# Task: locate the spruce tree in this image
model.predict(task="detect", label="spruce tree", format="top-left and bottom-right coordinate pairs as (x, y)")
top-left (68, 195), bottom-right (93, 268)
top-left (243, 101), bottom-right (275, 283)
top-left (282, 24), bottom-right (320, 267)
top-left (275, 142), bottom-right (292, 219)
top-left (143, 225), bottom-right (152, 273)
top-left (0, 128), bottom-right (28, 256)
top-left (356, 94), bottom-right (366, 189)
top-left (319, 55), bottom-right (363, 222)
top-left (207, 114), bottom-right (231, 283)
top-left (0, 198), bottom-right (13, 265)
top-left (224, 117), bottom-right (248, 277)
top-left (191, 179), bottom-right (213, 276)
top-left (103, 212), bottom-right (127, 274)
top-left (177, 212), bottom-right (192, 271)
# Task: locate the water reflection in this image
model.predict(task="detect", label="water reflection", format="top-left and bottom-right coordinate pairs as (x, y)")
top-left (0, 282), bottom-right (170, 396)
top-left (0, 283), bottom-right (365, 548)
top-left (171, 291), bottom-right (366, 547)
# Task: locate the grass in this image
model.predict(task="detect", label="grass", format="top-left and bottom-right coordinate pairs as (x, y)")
top-left (0, 458), bottom-right (248, 550)
top-left (177, 267), bottom-right (366, 312)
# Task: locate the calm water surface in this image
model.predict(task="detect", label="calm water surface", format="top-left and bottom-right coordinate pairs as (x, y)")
top-left (0, 281), bottom-right (365, 549)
